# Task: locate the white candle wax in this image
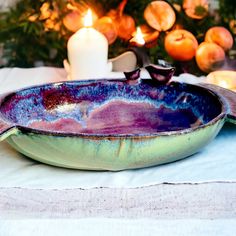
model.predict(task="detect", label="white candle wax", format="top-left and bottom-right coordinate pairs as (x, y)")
top-left (68, 26), bottom-right (110, 80)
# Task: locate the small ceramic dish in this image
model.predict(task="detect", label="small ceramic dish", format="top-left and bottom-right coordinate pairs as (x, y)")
top-left (0, 66), bottom-right (236, 170)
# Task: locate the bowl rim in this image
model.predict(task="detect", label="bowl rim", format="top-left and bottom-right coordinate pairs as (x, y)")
top-left (0, 79), bottom-right (227, 138)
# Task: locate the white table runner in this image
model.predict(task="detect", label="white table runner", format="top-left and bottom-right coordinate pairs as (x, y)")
top-left (1, 219), bottom-right (236, 236)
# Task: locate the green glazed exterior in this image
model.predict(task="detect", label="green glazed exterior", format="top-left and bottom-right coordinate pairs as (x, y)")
top-left (6, 118), bottom-right (224, 171)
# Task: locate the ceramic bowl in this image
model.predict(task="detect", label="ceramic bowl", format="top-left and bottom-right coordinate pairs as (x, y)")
top-left (0, 66), bottom-right (236, 170)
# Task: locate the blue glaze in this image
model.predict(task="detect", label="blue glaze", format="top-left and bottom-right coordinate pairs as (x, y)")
top-left (0, 80), bottom-right (223, 135)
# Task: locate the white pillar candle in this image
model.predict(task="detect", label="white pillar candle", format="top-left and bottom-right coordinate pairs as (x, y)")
top-left (67, 9), bottom-right (111, 80)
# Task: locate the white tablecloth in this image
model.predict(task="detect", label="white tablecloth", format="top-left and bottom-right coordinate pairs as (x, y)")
top-left (0, 67), bottom-right (236, 235)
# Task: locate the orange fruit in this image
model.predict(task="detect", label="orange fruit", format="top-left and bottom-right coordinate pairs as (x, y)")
top-left (205, 26), bottom-right (234, 51)
top-left (94, 17), bottom-right (117, 44)
top-left (144, 1), bottom-right (176, 31)
top-left (63, 11), bottom-right (83, 32)
top-left (164, 29), bottom-right (198, 61)
top-left (183, 0), bottom-right (208, 20)
top-left (116, 14), bottom-right (136, 40)
top-left (196, 42), bottom-right (225, 73)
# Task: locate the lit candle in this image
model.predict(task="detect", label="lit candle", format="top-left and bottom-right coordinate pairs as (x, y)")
top-left (67, 9), bottom-right (111, 80)
top-left (128, 26), bottom-right (151, 68)
top-left (206, 70), bottom-right (236, 92)
top-left (130, 26), bottom-right (145, 47)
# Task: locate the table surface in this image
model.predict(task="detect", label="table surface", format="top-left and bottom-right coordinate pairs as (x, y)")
top-left (0, 67), bottom-right (236, 235)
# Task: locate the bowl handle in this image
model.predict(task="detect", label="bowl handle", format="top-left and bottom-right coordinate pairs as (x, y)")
top-left (199, 83), bottom-right (236, 124)
top-left (124, 65), bottom-right (176, 85)
top-left (0, 94), bottom-right (18, 141)
top-left (145, 64), bottom-right (175, 85)
top-left (0, 119), bottom-right (16, 141)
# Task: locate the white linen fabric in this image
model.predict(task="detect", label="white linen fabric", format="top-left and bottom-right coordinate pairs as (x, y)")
top-left (0, 67), bottom-right (235, 190)
top-left (1, 219), bottom-right (236, 236)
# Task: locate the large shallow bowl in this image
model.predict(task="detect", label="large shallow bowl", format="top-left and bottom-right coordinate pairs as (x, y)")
top-left (0, 70), bottom-right (236, 170)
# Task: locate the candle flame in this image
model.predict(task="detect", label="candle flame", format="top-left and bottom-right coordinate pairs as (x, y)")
top-left (84, 9), bottom-right (93, 27)
top-left (131, 27), bottom-right (145, 45)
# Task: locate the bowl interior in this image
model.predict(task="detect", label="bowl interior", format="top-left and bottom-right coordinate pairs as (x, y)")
top-left (0, 80), bottom-right (222, 135)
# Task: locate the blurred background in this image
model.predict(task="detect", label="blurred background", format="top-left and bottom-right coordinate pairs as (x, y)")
top-left (0, 0), bottom-right (235, 75)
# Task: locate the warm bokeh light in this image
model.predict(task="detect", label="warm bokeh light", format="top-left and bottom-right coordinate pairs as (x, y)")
top-left (83, 9), bottom-right (93, 27)
top-left (130, 27), bottom-right (145, 46)
top-left (207, 70), bottom-right (236, 91)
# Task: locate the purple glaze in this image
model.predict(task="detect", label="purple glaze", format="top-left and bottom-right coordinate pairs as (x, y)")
top-left (0, 80), bottom-right (222, 135)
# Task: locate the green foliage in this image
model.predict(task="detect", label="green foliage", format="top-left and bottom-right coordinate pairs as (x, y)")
top-left (0, 0), bottom-right (69, 67)
top-left (219, 0), bottom-right (236, 24)
top-left (0, 0), bottom-right (234, 73)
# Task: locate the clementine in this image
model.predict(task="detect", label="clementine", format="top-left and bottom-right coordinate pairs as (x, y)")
top-left (94, 17), bottom-right (117, 44)
top-left (144, 1), bottom-right (176, 31)
top-left (116, 14), bottom-right (136, 40)
top-left (164, 29), bottom-right (198, 61)
top-left (205, 26), bottom-right (234, 51)
top-left (63, 11), bottom-right (83, 32)
top-left (183, 0), bottom-right (208, 20)
top-left (196, 42), bottom-right (225, 73)
top-left (105, 0), bottom-right (136, 41)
